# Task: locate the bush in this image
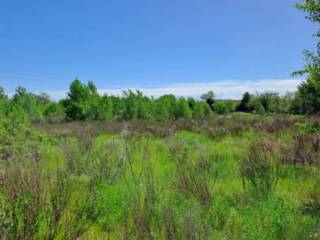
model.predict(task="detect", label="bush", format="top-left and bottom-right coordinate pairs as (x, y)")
top-left (212, 102), bottom-right (229, 114)
top-left (296, 121), bottom-right (320, 134)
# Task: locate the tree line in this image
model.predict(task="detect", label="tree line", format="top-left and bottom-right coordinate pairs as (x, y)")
top-left (0, 79), bottom-right (309, 123)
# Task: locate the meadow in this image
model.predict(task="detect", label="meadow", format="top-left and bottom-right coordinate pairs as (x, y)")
top-left (1, 113), bottom-right (319, 239)
top-left (1, 1), bottom-right (320, 239)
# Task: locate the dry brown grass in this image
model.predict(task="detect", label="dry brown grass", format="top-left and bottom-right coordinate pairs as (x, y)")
top-left (283, 133), bottom-right (320, 165)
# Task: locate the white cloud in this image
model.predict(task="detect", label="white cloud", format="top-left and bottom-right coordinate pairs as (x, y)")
top-left (48, 79), bottom-right (302, 100)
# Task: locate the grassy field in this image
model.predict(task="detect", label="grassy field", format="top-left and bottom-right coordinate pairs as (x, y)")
top-left (1, 114), bottom-right (320, 239)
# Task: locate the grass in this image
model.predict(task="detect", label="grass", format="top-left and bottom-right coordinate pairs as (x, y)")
top-left (1, 114), bottom-right (320, 239)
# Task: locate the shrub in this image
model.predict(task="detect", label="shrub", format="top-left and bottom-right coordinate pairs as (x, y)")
top-left (296, 121), bottom-right (320, 134)
top-left (212, 102), bottom-right (229, 114)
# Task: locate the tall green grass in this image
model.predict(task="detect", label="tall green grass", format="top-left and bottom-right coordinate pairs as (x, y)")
top-left (1, 115), bottom-right (319, 239)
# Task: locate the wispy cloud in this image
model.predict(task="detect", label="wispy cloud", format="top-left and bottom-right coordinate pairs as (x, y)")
top-left (48, 79), bottom-right (302, 100)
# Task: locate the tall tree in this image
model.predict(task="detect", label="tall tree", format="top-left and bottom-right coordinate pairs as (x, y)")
top-left (175, 98), bottom-right (192, 119)
top-left (0, 87), bottom-right (8, 118)
top-left (12, 86), bottom-right (45, 120)
top-left (0, 87), bottom-right (7, 99)
top-left (97, 95), bottom-right (113, 120)
top-left (236, 92), bottom-right (251, 112)
top-left (64, 79), bottom-right (101, 120)
top-left (200, 91), bottom-right (215, 109)
top-left (157, 95), bottom-right (178, 119)
top-left (153, 100), bottom-right (169, 121)
top-left (293, 0), bottom-right (320, 113)
top-left (258, 92), bottom-right (280, 113)
top-left (193, 102), bottom-right (212, 118)
top-left (249, 97), bottom-right (265, 114)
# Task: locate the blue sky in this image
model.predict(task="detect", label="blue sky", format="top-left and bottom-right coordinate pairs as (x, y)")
top-left (0, 0), bottom-right (317, 99)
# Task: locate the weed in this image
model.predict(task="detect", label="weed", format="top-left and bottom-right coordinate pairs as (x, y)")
top-left (240, 141), bottom-right (281, 197)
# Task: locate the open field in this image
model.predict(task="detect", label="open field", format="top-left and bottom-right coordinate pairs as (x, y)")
top-left (2, 0), bottom-right (320, 239)
top-left (1, 114), bottom-right (320, 239)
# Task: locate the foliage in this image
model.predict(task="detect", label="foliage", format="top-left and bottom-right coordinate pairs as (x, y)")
top-left (212, 101), bottom-right (236, 114)
top-left (295, 72), bottom-right (320, 114)
top-left (1, 2), bottom-right (320, 237)
top-left (296, 121), bottom-right (320, 133)
top-left (193, 102), bottom-right (212, 118)
top-left (96, 95), bottom-right (113, 120)
top-left (12, 87), bottom-right (51, 121)
top-left (236, 92), bottom-right (251, 112)
top-left (248, 97), bottom-right (265, 114)
top-left (293, 0), bottom-right (320, 114)
top-left (175, 98), bottom-right (192, 119)
top-left (296, 0), bottom-right (320, 23)
top-left (200, 91), bottom-right (215, 109)
top-left (63, 79), bottom-right (101, 120)
top-left (1, 76), bottom-right (320, 123)
top-left (258, 92), bottom-right (280, 113)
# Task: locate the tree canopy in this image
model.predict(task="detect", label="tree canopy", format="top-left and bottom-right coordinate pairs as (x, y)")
top-left (293, 0), bottom-right (320, 114)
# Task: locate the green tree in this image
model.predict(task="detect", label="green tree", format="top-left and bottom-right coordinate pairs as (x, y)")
top-left (0, 87), bottom-right (8, 117)
top-left (64, 79), bottom-right (101, 120)
top-left (236, 92), bottom-right (251, 112)
top-left (6, 103), bottom-right (29, 130)
top-left (212, 101), bottom-right (229, 114)
top-left (202, 101), bottom-right (213, 117)
top-left (157, 95), bottom-right (178, 119)
top-left (187, 97), bottom-right (196, 110)
top-left (193, 102), bottom-right (212, 118)
top-left (291, 91), bottom-right (305, 114)
top-left (136, 91), bottom-right (152, 120)
top-left (122, 90), bottom-right (138, 120)
top-left (110, 96), bottom-right (125, 120)
top-left (43, 102), bottom-right (65, 118)
top-left (293, 0), bottom-right (320, 114)
top-left (0, 87), bottom-right (7, 99)
top-left (153, 100), bottom-right (169, 121)
top-left (200, 91), bottom-right (215, 109)
top-left (38, 93), bottom-right (51, 105)
top-left (279, 92), bottom-right (294, 114)
top-left (258, 92), bottom-right (280, 113)
top-left (296, 0), bottom-right (320, 23)
top-left (63, 79), bottom-right (86, 120)
top-left (249, 97), bottom-right (265, 114)
top-left (12, 86), bottom-right (46, 120)
top-left (96, 95), bottom-right (113, 120)
top-left (175, 98), bottom-right (192, 119)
